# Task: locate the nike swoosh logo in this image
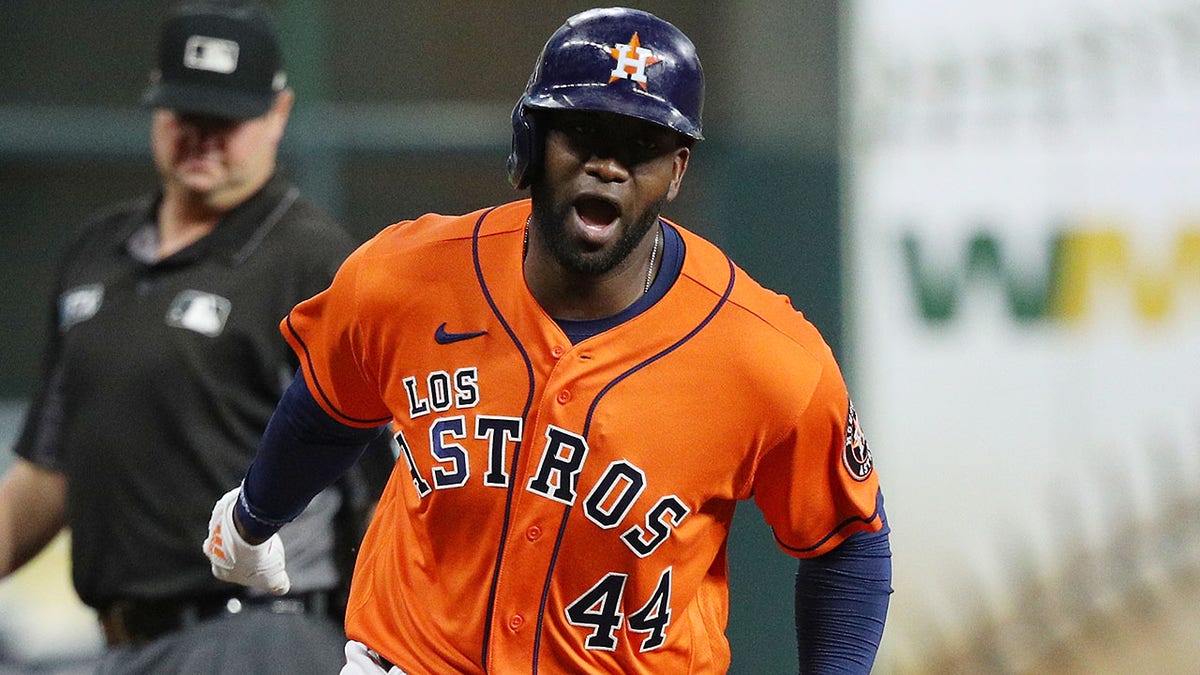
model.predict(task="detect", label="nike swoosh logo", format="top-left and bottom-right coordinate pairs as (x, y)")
top-left (435, 322), bottom-right (488, 344)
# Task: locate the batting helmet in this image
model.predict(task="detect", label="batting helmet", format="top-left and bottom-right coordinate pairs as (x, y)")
top-left (507, 7), bottom-right (705, 189)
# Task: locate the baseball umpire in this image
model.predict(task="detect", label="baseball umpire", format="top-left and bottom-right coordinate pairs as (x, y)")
top-left (0, 1), bottom-right (391, 673)
top-left (204, 6), bottom-right (892, 673)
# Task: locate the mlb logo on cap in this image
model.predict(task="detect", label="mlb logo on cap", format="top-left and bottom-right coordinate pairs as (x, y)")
top-left (142, 1), bottom-right (285, 120)
top-left (184, 35), bottom-right (240, 74)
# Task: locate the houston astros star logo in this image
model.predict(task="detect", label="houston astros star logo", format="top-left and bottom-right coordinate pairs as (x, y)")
top-left (842, 401), bottom-right (874, 481)
top-left (608, 32), bottom-right (660, 88)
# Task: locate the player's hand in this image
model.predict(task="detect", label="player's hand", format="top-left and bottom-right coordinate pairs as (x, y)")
top-left (203, 486), bottom-right (291, 595)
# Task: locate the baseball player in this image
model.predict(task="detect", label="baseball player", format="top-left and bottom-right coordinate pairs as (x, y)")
top-left (204, 7), bottom-right (892, 673)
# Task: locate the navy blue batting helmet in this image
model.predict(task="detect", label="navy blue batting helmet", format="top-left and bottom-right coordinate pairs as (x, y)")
top-left (507, 7), bottom-right (705, 189)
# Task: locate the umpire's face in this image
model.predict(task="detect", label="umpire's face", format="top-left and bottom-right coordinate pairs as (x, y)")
top-left (530, 109), bottom-right (690, 278)
top-left (151, 89), bottom-right (294, 211)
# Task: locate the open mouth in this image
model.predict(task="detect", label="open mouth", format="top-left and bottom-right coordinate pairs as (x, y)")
top-left (574, 196), bottom-right (620, 228)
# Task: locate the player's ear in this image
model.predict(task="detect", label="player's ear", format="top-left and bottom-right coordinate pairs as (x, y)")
top-left (665, 145), bottom-right (690, 202)
top-left (262, 89), bottom-right (294, 141)
top-left (270, 89), bottom-right (294, 121)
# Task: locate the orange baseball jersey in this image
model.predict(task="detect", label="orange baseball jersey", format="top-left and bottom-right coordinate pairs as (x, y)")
top-left (282, 199), bottom-right (882, 673)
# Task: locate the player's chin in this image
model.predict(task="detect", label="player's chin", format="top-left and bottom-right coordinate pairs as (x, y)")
top-left (568, 212), bottom-right (623, 251)
top-left (174, 169), bottom-right (228, 193)
top-left (561, 242), bottom-right (627, 276)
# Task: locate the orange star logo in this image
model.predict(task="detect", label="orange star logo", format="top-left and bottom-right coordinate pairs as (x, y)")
top-left (608, 32), bottom-right (661, 89)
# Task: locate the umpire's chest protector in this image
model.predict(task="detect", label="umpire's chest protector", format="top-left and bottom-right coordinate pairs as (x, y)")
top-left (284, 199), bottom-right (880, 674)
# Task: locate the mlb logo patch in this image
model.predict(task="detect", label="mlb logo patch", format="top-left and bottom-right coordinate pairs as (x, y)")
top-left (59, 284), bottom-right (104, 331)
top-left (166, 290), bottom-right (232, 337)
top-left (184, 35), bottom-right (240, 74)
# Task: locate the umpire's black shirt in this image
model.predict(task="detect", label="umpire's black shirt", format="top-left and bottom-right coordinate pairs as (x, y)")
top-left (15, 174), bottom-right (357, 610)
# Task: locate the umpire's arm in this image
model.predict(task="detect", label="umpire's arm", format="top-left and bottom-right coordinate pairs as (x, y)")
top-left (0, 458), bottom-right (67, 578)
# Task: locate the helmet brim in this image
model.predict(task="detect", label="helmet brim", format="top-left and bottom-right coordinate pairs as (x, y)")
top-left (524, 85), bottom-right (703, 141)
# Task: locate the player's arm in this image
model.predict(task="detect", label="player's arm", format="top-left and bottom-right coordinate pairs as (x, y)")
top-left (794, 494), bottom-right (892, 673)
top-left (204, 371), bottom-right (384, 592)
top-left (0, 458), bottom-right (67, 578)
top-left (237, 371), bottom-right (384, 542)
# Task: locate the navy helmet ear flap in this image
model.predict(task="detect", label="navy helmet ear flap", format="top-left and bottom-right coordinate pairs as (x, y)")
top-left (506, 100), bottom-right (540, 190)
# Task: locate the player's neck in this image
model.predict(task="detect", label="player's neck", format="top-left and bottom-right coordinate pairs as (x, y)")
top-left (523, 225), bottom-right (660, 321)
top-left (532, 276), bottom-right (644, 321)
top-left (155, 191), bottom-right (223, 260)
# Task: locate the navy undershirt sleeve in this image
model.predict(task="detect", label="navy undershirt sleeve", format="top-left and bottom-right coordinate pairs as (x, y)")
top-left (794, 494), bottom-right (893, 673)
top-left (235, 371), bottom-right (385, 541)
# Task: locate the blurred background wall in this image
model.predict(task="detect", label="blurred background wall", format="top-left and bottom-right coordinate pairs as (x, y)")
top-left (1, 1), bottom-right (1197, 673)
top-left (847, 0), bottom-right (1200, 673)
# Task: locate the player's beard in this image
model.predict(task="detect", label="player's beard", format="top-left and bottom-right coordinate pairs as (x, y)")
top-left (530, 186), bottom-right (665, 277)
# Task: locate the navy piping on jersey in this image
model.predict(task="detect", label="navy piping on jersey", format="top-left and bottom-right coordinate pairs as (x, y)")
top-left (775, 488), bottom-right (885, 555)
top-left (472, 211), bottom-right (731, 671)
top-left (555, 220), bottom-right (684, 344)
top-left (284, 315), bottom-right (393, 427)
top-left (531, 237), bottom-right (737, 672)
top-left (472, 207), bottom-right (540, 670)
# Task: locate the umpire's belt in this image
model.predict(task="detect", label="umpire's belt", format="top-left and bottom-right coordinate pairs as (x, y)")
top-left (99, 591), bottom-right (330, 647)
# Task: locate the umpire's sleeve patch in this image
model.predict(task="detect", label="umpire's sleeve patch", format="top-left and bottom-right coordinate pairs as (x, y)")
top-left (842, 399), bottom-right (874, 481)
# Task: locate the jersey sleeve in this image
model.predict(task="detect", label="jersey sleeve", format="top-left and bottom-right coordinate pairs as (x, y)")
top-left (12, 312), bottom-right (68, 471)
top-left (752, 347), bottom-right (883, 558)
top-left (281, 244), bottom-right (393, 428)
top-left (12, 235), bottom-right (88, 472)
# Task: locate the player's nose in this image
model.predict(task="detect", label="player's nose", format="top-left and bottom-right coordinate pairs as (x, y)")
top-left (583, 153), bottom-right (631, 183)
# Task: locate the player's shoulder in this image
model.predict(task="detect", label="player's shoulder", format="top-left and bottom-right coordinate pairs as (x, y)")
top-left (352, 199), bottom-right (524, 260)
top-left (269, 185), bottom-right (354, 248)
top-left (674, 223), bottom-right (835, 361)
top-left (280, 193), bottom-right (343, 235)
top-left (84, 193), bottom-right (153, 227)
top-left (61, 194), bottom-right (155, 263)
top-left (670, 225), bottom-right (845, 423)
top-left (734, 270), bottom-right (829, 348)
top-left (328, 201), bottom-right (524, 314)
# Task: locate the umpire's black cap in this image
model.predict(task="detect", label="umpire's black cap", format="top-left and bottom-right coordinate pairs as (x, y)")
top-left (141, 1), bottom-right (286, 120)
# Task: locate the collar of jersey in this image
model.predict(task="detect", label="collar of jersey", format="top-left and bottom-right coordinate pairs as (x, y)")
top-left (125, 173), bottom-right (294, 268)
top-left (555, 221), bottom-right (684, 345)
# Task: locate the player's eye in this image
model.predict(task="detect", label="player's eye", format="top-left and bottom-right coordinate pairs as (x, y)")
top-left (567, 122), bottom-right (598, 140)
top-left (633, 136), bottom-right (661, 155)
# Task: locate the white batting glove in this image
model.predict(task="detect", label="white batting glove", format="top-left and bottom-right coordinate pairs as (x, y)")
top-left (203, 486), bottom-right (291, 595)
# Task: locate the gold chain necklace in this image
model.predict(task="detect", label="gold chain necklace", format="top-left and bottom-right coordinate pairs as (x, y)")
top-left (643, 225), bottom-right (660, 294)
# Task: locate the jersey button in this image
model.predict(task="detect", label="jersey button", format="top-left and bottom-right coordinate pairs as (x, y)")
top-left (508, 614), bottom-right (524, 631)
top-left (551, 345), bottom-right (565, 358)
top-left (526, 526), bottom-right (542, 541)
top-left (556, 390), bottom-right (571, 404)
